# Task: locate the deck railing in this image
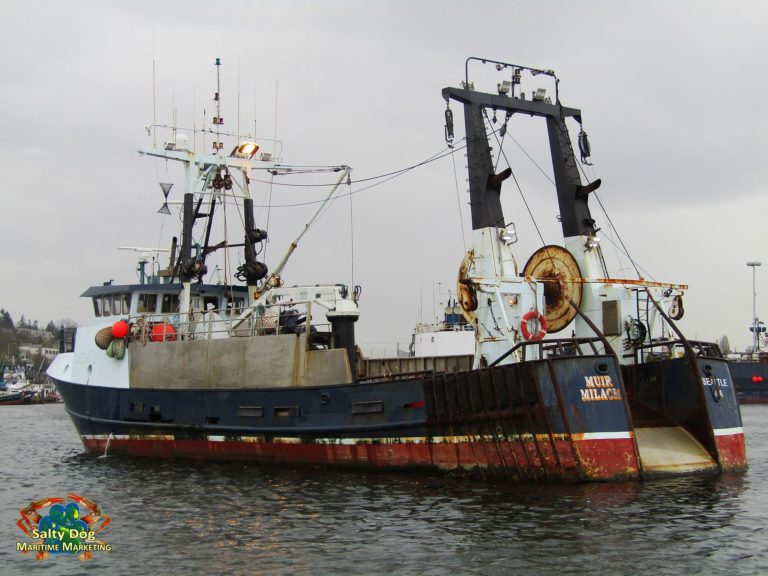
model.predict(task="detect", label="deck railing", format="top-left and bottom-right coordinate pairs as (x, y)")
top-left (124, 300), bottom-right (332, 345)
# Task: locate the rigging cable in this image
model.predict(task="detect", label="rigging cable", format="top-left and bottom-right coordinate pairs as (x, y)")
top-left (229, 169), bottom-right (256, 286)
top-left (509, 135), bottom-right (555, 186)
top-left (247, 144), bottom-right (464, 192)
top-left (598, 234), bottom-right (658, 281)
top-left (484, 114), bottom-right (546, 245)
top-left (222, 185), bottom-right (231, 286)
top-left (570, 142), bottom-right (642, 279)
top-left (242, 143), bottom-right (465, 209)
top-left (348, 173), bottom-right (355, 288)
top-left (552, 110), bottom-right (608, 275)
top-left (508, 109), bottom-right (646, 281)
top-left (263, 171), bottom-right (274, 263)
top-left (450, 145), bottom-right (467, 253)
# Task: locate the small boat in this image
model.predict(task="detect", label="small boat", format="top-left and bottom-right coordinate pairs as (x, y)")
top-left (0, 370), bottom-right (24, 405)
top-left (48, 58), bottom-right (746, 481)
top-left (0, 391), bottom-right (25, 405)
top-left (729, 352), bottom-right (768, 403)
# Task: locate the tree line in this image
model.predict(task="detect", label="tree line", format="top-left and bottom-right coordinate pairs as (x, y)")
top-left (0, 308), bottom-right (77, 364)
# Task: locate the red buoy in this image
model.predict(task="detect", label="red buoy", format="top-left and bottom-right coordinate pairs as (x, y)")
top-left (111, 320), bottom-right (129, 339)
top-left (151, 323), bottom-right (177, 342)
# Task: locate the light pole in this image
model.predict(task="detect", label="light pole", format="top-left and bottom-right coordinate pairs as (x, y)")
top-left (747, 261), bottom-right (763, 352)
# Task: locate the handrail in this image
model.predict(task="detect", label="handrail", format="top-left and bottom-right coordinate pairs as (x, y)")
top-left (632, 338), bottom-right (724, 362)
top-left (124, 300), bottom-right (332, 342)
top-left (488, 336), bottom-right (605, 367)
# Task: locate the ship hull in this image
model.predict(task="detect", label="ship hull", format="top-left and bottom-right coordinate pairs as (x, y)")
top-left (729, 361), bottom-right (768, 404)
top-left (0, 392), bottom-right (25, 405)
top-left (76, 434), bottom-right (639, 482)
top-left (52, 353), bottom-right (746, 481)
top-left (52, 355), bottom-right (644, 482)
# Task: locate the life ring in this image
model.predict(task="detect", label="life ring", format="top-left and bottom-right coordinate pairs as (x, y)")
top-left (521, 311), bottom-right (548, 341)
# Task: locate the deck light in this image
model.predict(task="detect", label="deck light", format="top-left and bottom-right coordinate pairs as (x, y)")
top-left (231, 142), bottom-right (260, 159)
top-left (500, 223), bottom-right (517, 245)
top-left (498, 80), bottom-right (511, 95)
top-left (585, 236), bottom-right (601, 250)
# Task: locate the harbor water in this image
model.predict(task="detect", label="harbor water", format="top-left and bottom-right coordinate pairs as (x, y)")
top-left (1, 403), bottom-right (766, 575)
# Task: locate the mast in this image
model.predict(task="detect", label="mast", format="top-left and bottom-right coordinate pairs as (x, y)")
top-left (442, 82), bottom-right (595, 239)
top-left (180, 192), bottom-right (195, 281)
top-left (442, 59), bottom-right (606, 367)
top-left (461, 101), bottom-right (508, 230)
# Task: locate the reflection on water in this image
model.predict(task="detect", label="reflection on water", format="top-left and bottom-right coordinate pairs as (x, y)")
top-left (0, 404), bottom-right (765, 575)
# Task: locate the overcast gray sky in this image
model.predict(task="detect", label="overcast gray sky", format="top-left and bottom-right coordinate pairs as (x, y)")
top-left (0, 0), bottom-right (765, 352)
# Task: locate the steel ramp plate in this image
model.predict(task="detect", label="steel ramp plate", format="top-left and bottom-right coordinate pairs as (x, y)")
top-left (635, 427), bottom-right (719, 476)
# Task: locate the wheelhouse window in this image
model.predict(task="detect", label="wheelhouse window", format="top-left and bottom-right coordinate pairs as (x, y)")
top-left (137, 293), bottom-right (158, 314)
top-left (227, 296), bottom-right (246, 317)
top-left (94, 293), bottom-right (131, 317)
top-left (204, 296), bottom-right (219, 311)
top-left (102, 295), bottom-right (112, 316)
top-left (191, 295), bottom-right (220, 312)
top-left (119, 293), bottom-right (132, 315)
top-left (161, 294), bottom-right (180, 314)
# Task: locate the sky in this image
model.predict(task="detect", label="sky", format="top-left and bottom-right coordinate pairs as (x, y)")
top-left (0, 0), bottom-right (766, 353)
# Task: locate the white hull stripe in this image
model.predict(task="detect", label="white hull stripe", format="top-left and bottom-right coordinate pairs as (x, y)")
top-left (572, 431), bottom-right (633, 441)
top-left (713, 427), bottom-right (744, 437)
top-left (83, 432), bottom-right (635, 445)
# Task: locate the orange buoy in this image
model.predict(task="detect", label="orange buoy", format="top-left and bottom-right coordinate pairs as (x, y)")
top-left (111, 320), bottom-right (129, 339)
top-left (150, 323), bottom-right (177, 342)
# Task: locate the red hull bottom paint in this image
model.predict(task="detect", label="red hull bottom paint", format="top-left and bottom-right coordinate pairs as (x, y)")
top-left (573, 438), bottom-right (639, 481)
top-left (82, 436), bottom-right (640, 482)
top-left (715, 432), bottom-right (748, 472)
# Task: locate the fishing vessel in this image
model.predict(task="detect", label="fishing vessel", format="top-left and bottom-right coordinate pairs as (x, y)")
top-left (730, 352), bottom-right (768, 403)
top-left (0, 389), bottom-right (25, 406)
top-left (48, 58), bottom-right (746, 481)
top-left (410, 297), bottom-right (474, 358)
top-left (730, 281), bottom-right (767, 403)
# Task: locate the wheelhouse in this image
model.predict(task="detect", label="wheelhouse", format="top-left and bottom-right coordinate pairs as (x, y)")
top-left (82, 284), bottom-right (249, 319)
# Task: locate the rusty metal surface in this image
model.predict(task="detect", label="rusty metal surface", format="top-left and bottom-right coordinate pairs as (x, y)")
top-left (522, 245), bottom-right (582, 333)
top-left (423, 355), bottom-right (638, 482)
top-left (457, 248), bottom-right (478, 324)
top-left (523, 276), bottom-right (688, 290)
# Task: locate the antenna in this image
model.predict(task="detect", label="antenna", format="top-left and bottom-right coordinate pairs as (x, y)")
top-left (212, 58), bottom-right (224, 153)
top-left (237, 58), bottom-right (241, 142)
top-left (152, 59), bottom-right (157, 148)
top-left (274, 54), bottom-right (279, 156)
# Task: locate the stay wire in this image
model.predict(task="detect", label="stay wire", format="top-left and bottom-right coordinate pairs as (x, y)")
top-left (509, 135), bottom-right (555, 187)
top-left (450, 146), bottom-right (467, 253)
top-left (485, 116), bottom-right (546, 246)
top-left (245, 142), bottom-right (467, 209)
top-left (222, 187), bottom-right (231, 285)
top-left (248, 144), bottom-right (465, 192)
top-left (348, 176), bottom-right (355, 288)
top-left (599, 234), bottom-right (657, 281)
top-left (264, 172), bottom-right (274, 263)
top-left (570, 146), bottom-right (642, 279)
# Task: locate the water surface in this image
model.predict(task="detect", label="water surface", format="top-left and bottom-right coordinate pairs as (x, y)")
top-left (1, 404), bottom-right (766, 575)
